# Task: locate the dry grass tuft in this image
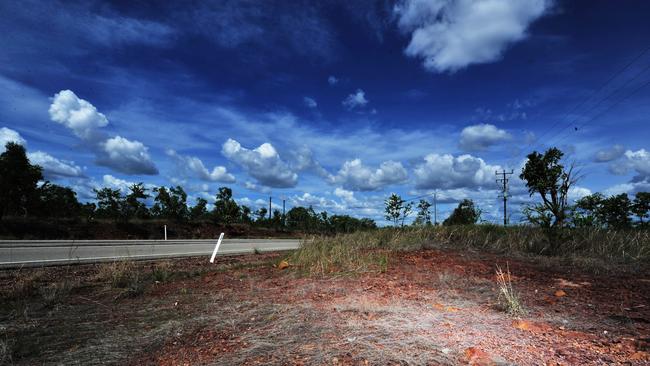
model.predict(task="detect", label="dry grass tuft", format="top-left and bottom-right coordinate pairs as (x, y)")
top-left (39, 280), bottom-right (77, 306)
top-left (151, 261), bottom-right (172, 283)
top-left (5, 268), bottom-right (43, 300)
top-left (96, 260), bottom-right (145, 297)
top-left (495, 264), bottom-right (525, 316)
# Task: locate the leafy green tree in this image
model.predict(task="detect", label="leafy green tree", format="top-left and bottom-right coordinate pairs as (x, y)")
top-left (33, 182), bottom-right (81, 218)
top-left (94, 187), bottom-right (123, 220)
top-left (384, 193), bottom-right (403, 226)
top-left (573, 193), bottom-right (604, 227)
top-left (632, 192), bottom-right (650, 226)
top-left (240, 205), bottom-right (253, 224)
top-left (522, 204), bottom-right (554, 228)
top-left (255, 207), bottom-right (268, 223)
top-left (443, 199), bottom-right (481, 226)
top-left (598, 193), bottom-right (632, 229)
top-left (520, 147), bottom-right (577, 228)
top-left (0, 142), bottom-right (43, 218)
top-left (318, 211), bottom-right (329, 231)
top-left (151, 186), bottom-right (188, 221)
top-left (286, 206), bottom-right (315, 231)
top-left (80, 202), bottom-right (96, 222)
top-left (359, 218), bottom-right (377, 230)
top-left (329, 215), bottom-right (376, 233)
top-left (413, 199), bottom-right (432, 226)
top-left (384, 193), bottom-right (412, 227)
top-left (189, 197), bottom-right (209, 221)
top-left (271, 209), bottom-right (283, 228)
top-left (124, 183), bottom-right (149, 220)
top-left (213, 187), bottom-right (240, 224)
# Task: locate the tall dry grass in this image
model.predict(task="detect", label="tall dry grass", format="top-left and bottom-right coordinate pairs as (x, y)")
top-left (290, 225), bottom-right (650, 275)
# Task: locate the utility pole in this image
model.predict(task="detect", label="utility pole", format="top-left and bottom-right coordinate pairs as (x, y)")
top-left (433, 191), bottom-right (438, 226)
top-left (282, 199), bottom-right (286, 227)
top-left (496, 170), bottom-right (514, 226)
top-left (268, 196), bottom-right (272, 220)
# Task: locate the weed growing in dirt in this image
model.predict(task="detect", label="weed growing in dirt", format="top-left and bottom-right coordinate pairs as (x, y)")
top-left (39, 280), bottom-right (77, 306)
top-left (151, 262), bottom-right (172, 283)
top-left (97, 260), bottom-right (145, 297)
top-left (6, 268), bottom-right (42, 300)
top-left (495, 264), bottom-right (525, 316)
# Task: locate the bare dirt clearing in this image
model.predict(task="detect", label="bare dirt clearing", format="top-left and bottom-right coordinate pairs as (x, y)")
top-left (1, 249), bottom-right (649, 365)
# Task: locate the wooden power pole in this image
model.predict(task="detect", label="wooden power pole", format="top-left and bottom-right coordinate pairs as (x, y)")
top-left (496, 170), bottom-right (514, 226)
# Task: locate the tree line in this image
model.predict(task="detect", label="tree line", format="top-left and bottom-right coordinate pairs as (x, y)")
top-left (0, 142), bottom-right (376, 234)
top-left (384, 147), bottom-right (649, 229)
top-left (384, 193), bottom-right (482, 227)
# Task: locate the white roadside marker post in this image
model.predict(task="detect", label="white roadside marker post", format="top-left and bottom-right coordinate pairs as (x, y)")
top-left (164, 225), bottom-right (167, 241)
top-left (210, 232), bottom-right (225, 263)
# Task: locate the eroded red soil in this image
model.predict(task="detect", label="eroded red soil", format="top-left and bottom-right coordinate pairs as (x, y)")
top-left (2, 249), bottom-right (649, 365)
top-left (134, 250), bottom-right (650, 365)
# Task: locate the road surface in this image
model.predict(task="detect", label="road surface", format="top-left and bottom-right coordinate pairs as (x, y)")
top-left (0, 238), bottom-right (302, 268)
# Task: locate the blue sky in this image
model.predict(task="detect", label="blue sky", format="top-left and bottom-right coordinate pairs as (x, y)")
top-left (1, 0), bottom-right (650, 225)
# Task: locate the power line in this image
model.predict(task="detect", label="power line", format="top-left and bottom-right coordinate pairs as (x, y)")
top-left (403, 191), bottom-right (438, 203)
top-left (527, 44), bottom-right (650, 152)
top-left (544, 62), bottom-right (650, 148)
top-left (552, 77), bottom-right (650, 147)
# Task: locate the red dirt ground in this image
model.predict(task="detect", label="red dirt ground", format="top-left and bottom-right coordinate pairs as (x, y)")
top-left (2, 248), bottom-right (649, 365)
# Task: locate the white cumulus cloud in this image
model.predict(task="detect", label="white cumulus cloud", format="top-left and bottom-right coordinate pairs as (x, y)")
top-left (48, 90), bottom-right (109, 140)
top-left (395, 0), bottom-right (551, 73)
top-left (289, 193), bottom-right (345, 212)
top-left (414, 153), bottom-right (500, 190)
top-left (342, 89), bottom-right (368, 109)
top-left (605, 149), bottom-right (650, 181)
top-left (334, 187), bottom-right (356, 204)
top-left (0, 127), bottom-right (83, 178)
top-left (290, 145), bottom-right (333, 180)
top-left (331, 159), bottom-right (408, 191)
top-left (166, 149), bottom-right (235, 183)
top-left (48, 90), bottom-right (159, 175)
top-left (0, 127), bottom-right (26, 151)
top-left (102, 174), bottom-right (135, 193)
top-left (328, 75), bottom-right (339, 85)
top-left (459, 123), bottom-right (511, 151)
top-left (222, 138), bottom-right (298, 188)
top-left (594, 145), bottom-right (625, 162)
top-left (28, 151), bottom-right (83, 178)
top-left (98, 136), bottom-right (158, 175)
top-left (624, 149), bottom-right (650, 181)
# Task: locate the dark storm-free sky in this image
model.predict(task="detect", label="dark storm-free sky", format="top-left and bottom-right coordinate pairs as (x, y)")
top-left (1, 0), bottom-right (649, 224)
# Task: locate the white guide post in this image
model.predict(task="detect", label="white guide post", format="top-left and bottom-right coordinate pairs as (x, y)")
top-left (210, 232), bottom-right (225, 263)
top-left (164, 225), bottom-right (167, 241)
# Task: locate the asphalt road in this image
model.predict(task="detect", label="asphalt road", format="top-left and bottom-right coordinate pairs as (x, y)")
top-left (0, 239), bottom-right (302, 268)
